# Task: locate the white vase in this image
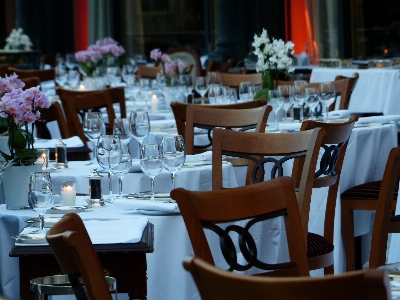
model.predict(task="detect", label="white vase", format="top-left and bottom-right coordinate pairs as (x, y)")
top-left (3, 164), bottom-right (42, 209)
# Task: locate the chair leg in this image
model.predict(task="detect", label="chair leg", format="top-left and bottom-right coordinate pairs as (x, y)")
top-left (341, 199), bottom-right (356, 271)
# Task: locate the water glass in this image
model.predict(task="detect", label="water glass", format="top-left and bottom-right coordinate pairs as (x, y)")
top-left (277, 85), bottom-right (294, 122)
top-left (161, 135), bottom-right (185, 190)
top-left (305, 87), bottom-right (320, 120)
top-left (111, 143), bottom-right (132, 198)
top-left (129, 111), bottom-right (150, 158)
top-left (140, 144), bottom-right (163, 202)
top-left (113, 118), bottom-right (131, 144)
top-left (319, 82), bottom-right (336, 122)
top-left (195, 76), bottom-right (209, 99)
top-left (267, 89), bottom-right (281, 130)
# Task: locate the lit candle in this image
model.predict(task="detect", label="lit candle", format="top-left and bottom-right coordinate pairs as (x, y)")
top-left (78, 83), bottom-right (85, 91)
top-left (151, 94), bottom-right (159, 110)
top-left (61, 181), bottom-right (76, 206)
top-left (36, 148), bottom-right (49, 169)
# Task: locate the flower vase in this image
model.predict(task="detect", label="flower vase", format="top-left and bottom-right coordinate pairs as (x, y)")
top-left (254, 71), bottom-right (274, 100)
top-left (83, 77), bottom-right (97, 91)
top-left (3, 164), bottom-right (42, 209)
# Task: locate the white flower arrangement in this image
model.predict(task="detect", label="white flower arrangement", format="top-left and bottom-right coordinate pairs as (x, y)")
top-left (4, 28), bottom-right (33, 51)
top-left (252, 28), bottom-right (295, 73)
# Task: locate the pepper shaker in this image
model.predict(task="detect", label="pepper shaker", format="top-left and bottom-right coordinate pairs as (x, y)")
top-left (87, 168), bottom-right (104, 207)
top-left (54, 139), bottom-right (68, 169)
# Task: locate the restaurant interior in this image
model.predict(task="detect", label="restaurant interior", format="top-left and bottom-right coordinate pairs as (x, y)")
top-left (1, 0), bottom-right (400, 300)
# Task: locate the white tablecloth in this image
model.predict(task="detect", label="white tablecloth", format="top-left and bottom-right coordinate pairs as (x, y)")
top-left (310, 67), bottom-right (400, 115)
top-left (0, 123), bottom-right (397, 299)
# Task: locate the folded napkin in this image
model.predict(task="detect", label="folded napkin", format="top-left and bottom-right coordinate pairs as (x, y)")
top-left (114, 198), bottom-right (179, 213)
top-left (185, 151), bottom-right (213, 163)
top-left (278, 123), bottom-right (301, 131)
top-left (357, 115), bottom-right (400, 124)
top-left (83, 217), bottom-right (148, 244)
top-left (324, 110), bottom-right (351, 119)
top-left (35, 136), bottom-right (84, 148)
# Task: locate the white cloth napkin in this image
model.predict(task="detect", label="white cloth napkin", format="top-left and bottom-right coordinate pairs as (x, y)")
top-left (185, 151), bottom-right (213, 163)
top-left (278, 123), bottom-right (301, 131)
top-left (324, 110), bottom-right (351, 119)
top-left (34, 136), bottom-right (84, 148)
top-left (357, 115), bottom-right (400, 124)
top-left (114, 198), bottom-right (179, 213)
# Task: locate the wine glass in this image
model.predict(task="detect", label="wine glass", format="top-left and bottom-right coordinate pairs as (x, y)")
top-left (305, 87), bottom-right (320, 120)
top-left (239, 82), bottom-right (254, 102)
top-left (110, 143), bottom-right (132, 198)
top-left (161, 135), bottom-right (186, 190)
top-left (28, 172), bottom-right (54, 233)
top-left (179, 74), bottom-right (194, 102)
top-left (96, 135), bottom-right (123, 203)
top-left (195, 76), bottom-right (209, 100)
top-left (129, 111), bottom-right (150, 158)
top-left (267, 89), bottom-right (281, 130)
top-left (319, 82), bottom-right (336, 122)
top-left (83, 112), bottom-right (105, 158)
top-left (277, 85), bottom-right (294, 122)
top-left (140, 144), bottom-right (163, 202)
top-left (113, 118), bottom-right (131, 144)
top-left (293, 85), bottom-right (307, 121)
top-left (207, 72), bottom-right (221, 85)
top-left (122, 64), bottom-right (135, 86)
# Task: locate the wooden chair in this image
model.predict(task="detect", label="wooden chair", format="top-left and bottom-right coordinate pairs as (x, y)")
top-left (0, 64), bottom-right (13, 77)
top-left (205, 59), bottom-right (233, 75)
top-left (211, 127), bottom-right (331, 271)
top-left (56, 86), bottom-right (126, 136)
top-left (184, 256), bottom-right (391, 300)
top-left (137, 65), bottom-right (163, 79)
top-left (294, 115), bottom-right (359, 273)
top-left (8, 67), bottom-right (55, 82)
top-left (20, 76), bottom-right (40, 89)
top-left (170, 99), bottom-right (269, 140)
top-left (46, 213), bottom-right (113, 300)
top-left (166, 47), bottom-right (203, 77)
top-left (60, 89), bottom-right (116, 143)
top-left (219, 72), bottom-right (262, 89)
top-left (171, 177), bottom-right (310, 277)
top-left (184, 104), bottom-right (271, 155)
top-left (342, 146), bottom-right (400, 270)
top-left (36, 100), bottom-right (72, 139)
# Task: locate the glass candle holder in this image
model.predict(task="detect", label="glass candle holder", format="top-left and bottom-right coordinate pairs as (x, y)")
top-left (55, 139), bottom-right (68, 169)
top-left (60, 181), bottom-right (76, 206)
top-left (36, 148), bottom-right (49, 169)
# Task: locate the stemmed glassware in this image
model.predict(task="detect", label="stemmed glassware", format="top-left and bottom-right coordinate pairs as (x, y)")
top-left (96, 135), bottom-right (123, 203)
top-left (195, 76), bottom-right (209, 101)
top-left (293, 84), bottom-right (307, 122)
top-left (319, 82), bottom-right (336, 122)
top-left (113, 118), bottom-right (132, 144)
top-left (179, 74), bottom-right (194, 102)
top-left (110, 143), bottom-right (132, 198)
top-left (28, 172), bottom-right (54, 234)
top-left (207, 72), bottom-right (221, 85)
top-left (305, 87), bottom-right (320, 120)
top-left (239, 82), bottom-right (254, 102)
top-left (140, 144), bottom-right (163, 202)
top-left (267, 89), bottom-right (281, 130)
top-left (277, 85), bottom-right (294, 122)
top-left (129, 111), bottom-right (150, 158)
top-left (83, 112), bottom-right (105, 157)
top-left (122, 64), bottom-right (135, 86)
top-left (161, 135), bottom-right (186, 190)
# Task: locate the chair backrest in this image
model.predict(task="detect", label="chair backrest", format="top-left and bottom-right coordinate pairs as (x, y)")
top-left (8, 67), bottom-right (55, 82)
top-left (46, 213), bottom-right (112, 300)
top-left (20, 76), bottom-right (40, 89)
top-left (211, 127), bottom-right (325, 236)
top-left (219, 72), bottom-right (262, 89)
top-left (0, 64), bottom-right (14, 77)
top-left (166, 47), bottom-right (203, 77)
top-left (59, 89), bottom-right (116, 143)
top-left (369, 146), bottom-right (400, 268)
top-left (184, 104), bottom-right (271, 155)
top-left (170, 99), bottom-right (269, 138)
top-left (205, 59), bottom-right (233, 75)
top-left (36, 100), bottom-right (72, 139)
top-left (171, 177), bottom-right (310, 276)
top-left (183, 256), bottom-right (391, 300)
top-left (137, 65), bottom-right (163, 79)
top-left (294, 115), bottom-right (359, 238)
top-left (334, 73), bottom-right (359, 110)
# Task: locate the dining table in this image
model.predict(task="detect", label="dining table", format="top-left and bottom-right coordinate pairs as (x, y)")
top-left (310, 67), bottom-right (400, 115)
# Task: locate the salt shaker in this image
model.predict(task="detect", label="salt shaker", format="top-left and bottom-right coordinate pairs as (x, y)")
top-left (54, 139), bottom-right (68, 169)
top-left (87, 168), bottom-right (104, 207)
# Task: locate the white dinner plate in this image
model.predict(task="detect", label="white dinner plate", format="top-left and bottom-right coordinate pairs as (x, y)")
top-left (12, 233), bottom-right (47, 244)
top-left (48, 206), bottom-right (87, 214)
top-left (137, 209), bottom-right (180, 216)
top-left (25, 217), bottom-right (61, 228)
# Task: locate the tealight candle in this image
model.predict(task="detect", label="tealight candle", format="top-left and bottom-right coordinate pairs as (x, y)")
top-left (78, 83), bottom-right (85, 91)
top-left (151, 94), bottom-right (159, 110)
top-left (61, 181), bottom-right (76, 206)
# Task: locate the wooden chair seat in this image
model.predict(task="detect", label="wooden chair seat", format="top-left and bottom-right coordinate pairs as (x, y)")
top-left (341, 180), bottom-right (399, 200)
